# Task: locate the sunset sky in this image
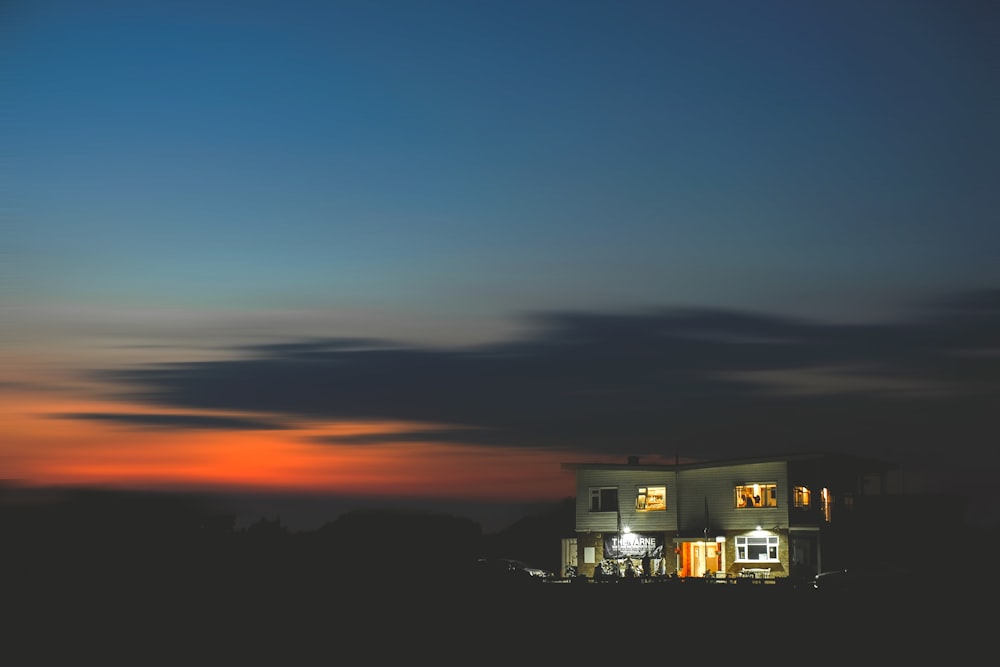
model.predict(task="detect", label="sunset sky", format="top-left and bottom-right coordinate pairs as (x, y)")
top-left (3, 0), bottom-right (998, 530)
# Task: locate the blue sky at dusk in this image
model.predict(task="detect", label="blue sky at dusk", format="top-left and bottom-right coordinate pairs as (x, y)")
top-left (3, 1), bottom-right (998, 530)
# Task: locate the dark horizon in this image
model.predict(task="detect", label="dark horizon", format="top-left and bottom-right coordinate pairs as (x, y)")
top-left (3, 471), bottom-right (993, 662)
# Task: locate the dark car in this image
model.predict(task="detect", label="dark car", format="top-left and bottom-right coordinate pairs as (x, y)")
top-left (474, 557), bottom-right (554, 583)
top-left (811, 568), bottom-right (913, 594)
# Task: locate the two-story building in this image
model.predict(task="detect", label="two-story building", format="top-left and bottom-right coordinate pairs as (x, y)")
top-left (560, 452), bottom-right (893, 581)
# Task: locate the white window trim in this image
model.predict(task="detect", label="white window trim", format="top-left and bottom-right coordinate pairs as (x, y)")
top-left (734, 535), bottom-right (780, 563)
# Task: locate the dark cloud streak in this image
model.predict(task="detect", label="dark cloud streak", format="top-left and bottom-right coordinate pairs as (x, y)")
top-left (94, 290), bottom-right (1000, 470)
top-left (53, 413), bottom-right (288, 431)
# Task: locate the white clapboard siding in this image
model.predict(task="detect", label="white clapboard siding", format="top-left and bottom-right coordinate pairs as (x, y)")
top-left (573, 461), bottom-right (791, 534)
top-left (675, 461), bottom-right (789, 532)
top-left (575, 468), bottom-right (679, 533)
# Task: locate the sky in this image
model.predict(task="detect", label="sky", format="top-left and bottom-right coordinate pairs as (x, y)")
top-left (3, 0), bottom-right (999, 531)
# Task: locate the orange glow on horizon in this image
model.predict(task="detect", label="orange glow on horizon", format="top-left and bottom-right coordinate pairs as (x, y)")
top-left (1, 383), bottom-right (576, 503)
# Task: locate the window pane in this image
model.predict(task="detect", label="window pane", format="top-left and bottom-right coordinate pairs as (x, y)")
top-left (637, 486), bottom-right (666, 511)
top-left (736, 483), bottom-right (778, 508)
top-left (601, 488), bottom-right (618, 512)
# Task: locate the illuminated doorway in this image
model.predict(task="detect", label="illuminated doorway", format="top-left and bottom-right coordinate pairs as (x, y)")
top-left (677, 539), bottom-right (723, 578)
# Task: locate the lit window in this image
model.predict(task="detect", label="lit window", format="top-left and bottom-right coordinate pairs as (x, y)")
top-left (590, 487), bottom-right (618, 512)
top-left (735, 483), bottom-right (777, 508)
top-left (793, 486), bottom-right (811, 509)
top-left (635, 486), bottom-right (667, 511)
top-left (735, 535), bottom-right (779, 562)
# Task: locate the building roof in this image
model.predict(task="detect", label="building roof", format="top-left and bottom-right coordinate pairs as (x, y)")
top-left (560, 451), bottom-right (895, 473)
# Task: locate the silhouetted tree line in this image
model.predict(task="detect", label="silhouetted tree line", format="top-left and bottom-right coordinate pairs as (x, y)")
top-left (5, 483), bottom-right (989, 605)
top-left (0, 486), bottom-right (575, 601)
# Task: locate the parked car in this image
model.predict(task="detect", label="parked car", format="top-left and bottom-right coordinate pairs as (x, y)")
top-left (812, 568), bottom-right (852, 591)
top-left (474, 557), bottom-right (554, 583)
top-left (811, 568), bottom-right (912, 594)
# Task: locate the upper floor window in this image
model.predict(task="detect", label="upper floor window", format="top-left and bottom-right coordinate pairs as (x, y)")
top-left (590, 487), bottom-right (618, 512)
top-left (735, 483), bottom-right (778, 508)
top-left (635, 486), bottom-right (666, 511)
top-left (793, 486), bottom-right (811, 509)
top-left (821, 487), bottom-right (833, 522)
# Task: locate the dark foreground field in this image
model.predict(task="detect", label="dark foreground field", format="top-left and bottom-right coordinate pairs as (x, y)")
top-left (4, 570), bottom-right (989, 664)
top-left (2, 491), bottom-right (992, 662)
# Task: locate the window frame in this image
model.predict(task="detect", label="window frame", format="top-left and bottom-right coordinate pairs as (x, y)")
top-left (734, 482), bottom-right (778, 508)
top-left (735, 535), bottom-right (780, 562)
top-left (635, 485), bottom-right (667, 512)
top-left (821, 487), bottom-right (833, 522)
top-left (589, 487), bottom-right (619, 513)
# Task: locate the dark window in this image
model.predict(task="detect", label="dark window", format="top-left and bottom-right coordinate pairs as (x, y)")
top-left (590, 487), bottom-right (618, 512)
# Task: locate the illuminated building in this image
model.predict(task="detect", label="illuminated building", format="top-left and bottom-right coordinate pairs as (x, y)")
top-left (560, 453), bottom-right (892, 581)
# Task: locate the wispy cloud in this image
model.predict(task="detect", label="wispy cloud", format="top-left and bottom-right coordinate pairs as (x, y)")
top-left (713, 365), bottom-right (950, 398)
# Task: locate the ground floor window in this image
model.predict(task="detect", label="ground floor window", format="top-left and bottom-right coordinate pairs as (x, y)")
top-left (735, 535), bottom-right (778, 562)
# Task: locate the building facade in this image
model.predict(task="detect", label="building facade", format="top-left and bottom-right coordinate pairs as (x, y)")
top-left (560, 452), bottom-right (892, 581)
